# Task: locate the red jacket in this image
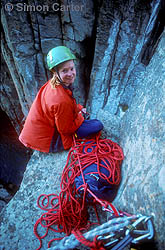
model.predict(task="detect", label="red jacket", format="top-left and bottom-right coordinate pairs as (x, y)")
top-left (19, 81), bottom-right (84, 152)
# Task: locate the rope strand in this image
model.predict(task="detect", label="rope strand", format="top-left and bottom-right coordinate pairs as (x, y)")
top-left (34, 134), bottom-right (124, 249)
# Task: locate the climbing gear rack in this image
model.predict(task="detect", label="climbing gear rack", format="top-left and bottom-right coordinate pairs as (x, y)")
top-left (47, 213), bottom-right (154, 250)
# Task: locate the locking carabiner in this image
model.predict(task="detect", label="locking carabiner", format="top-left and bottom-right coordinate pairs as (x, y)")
top-left (131, 216), bottom-right (154, 244)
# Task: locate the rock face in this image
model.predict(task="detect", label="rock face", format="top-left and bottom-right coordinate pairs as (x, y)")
top-left (0, 185), bottom-right (12, 212)
top-left (0, 150), bottom-right (69, 250)
top-left (0, 0), bottom-right (165, 249)
top-left (88, 0), bottom-right (164, 139)
top-left (1, 0), bottom-right (95, 120)
top-left (113, 31), bottom-right (165, 248)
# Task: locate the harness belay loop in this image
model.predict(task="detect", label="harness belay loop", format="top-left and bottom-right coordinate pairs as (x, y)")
top-left (34, 133), bottom-right (124, 249)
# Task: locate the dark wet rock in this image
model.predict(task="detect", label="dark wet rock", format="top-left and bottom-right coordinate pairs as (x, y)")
top-left (0, 109), bottom-right (32, 186)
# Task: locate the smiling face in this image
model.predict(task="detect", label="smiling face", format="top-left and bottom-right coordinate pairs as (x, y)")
top-left (57, 60), bottom-right (76, 86)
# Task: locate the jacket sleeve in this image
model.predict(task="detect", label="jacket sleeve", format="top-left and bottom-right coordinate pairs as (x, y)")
top-left (54, 101), bottom-right (80, 135)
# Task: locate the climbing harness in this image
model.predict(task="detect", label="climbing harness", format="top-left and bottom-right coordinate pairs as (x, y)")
top-left (34, 134), bottom-right (154, 250)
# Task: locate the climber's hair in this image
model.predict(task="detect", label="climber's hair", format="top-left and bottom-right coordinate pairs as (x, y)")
top-left (50, 67), bottom-right (60, 89)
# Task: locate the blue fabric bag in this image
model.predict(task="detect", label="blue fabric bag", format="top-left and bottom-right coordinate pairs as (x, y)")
top-left (74, 141), bottom-right (120, 202)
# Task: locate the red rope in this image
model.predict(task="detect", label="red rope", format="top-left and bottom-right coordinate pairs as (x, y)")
top-left (34, 133), bottom-right (124, 249)
top-left (72, 230), bottom-right (106, 250)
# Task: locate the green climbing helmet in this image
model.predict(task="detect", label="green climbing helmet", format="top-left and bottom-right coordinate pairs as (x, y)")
top-left (47, 46), bottom-right (76, 70)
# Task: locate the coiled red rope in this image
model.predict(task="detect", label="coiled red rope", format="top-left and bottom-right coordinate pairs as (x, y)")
top-left (34, 134), bottom-right (124, 249)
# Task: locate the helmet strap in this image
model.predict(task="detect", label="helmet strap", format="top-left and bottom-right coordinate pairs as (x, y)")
top-left (53, 66), bottom-right (73, 90)
top-left (54, 66), bottom-right (64, 84)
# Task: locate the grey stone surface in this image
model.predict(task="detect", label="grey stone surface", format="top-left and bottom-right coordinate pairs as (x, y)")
top-left (0, 52), bottom-right (24, 134)
top-left (88, 0), bottom-right (163, 120)
top-left (113, 31), bottom-right (165, 249)
top-left (0, 188), bottom-right (11, 213)
top-left (0, 189), bottom-right (10, 200)
top-left (95, 31), bottom-right (165, 249)
top-left (0, 150), bottom-right (69, 250)
top-left (0, 200), bottom-right (6, 213)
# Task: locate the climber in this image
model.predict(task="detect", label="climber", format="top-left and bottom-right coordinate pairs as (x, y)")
top-left (19, 46), bottom-right (103, 153)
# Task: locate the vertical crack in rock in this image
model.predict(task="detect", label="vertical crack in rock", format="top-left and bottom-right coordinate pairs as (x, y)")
top-left (58, 0), bottom-right (65, 42)
top-left (139, 0), bottom-right (165, 65)
top-left (102, 19), bottom-right (122, 109)
top-left (1, 27), bottom-right (30, 118)
top-left (82, 0), bottom-right (103, 104)
top-left (0, 86), bottom-right (22, 133)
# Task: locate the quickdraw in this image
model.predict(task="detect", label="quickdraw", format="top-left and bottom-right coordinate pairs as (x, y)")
top-left (47, 213), bottom-right (154, 250)
top-left (99, 214), bottom-right (154, 250)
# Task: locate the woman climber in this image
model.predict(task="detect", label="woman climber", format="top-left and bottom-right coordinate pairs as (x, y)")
top-left (19, 46), bottom-right (103, 153)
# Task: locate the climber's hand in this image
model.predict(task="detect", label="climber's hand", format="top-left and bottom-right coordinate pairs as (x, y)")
top-left (81, 108), bottom-right (87, 114)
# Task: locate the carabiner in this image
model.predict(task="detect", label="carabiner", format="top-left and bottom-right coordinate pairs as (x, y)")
top-left (125, 215), bottom-right (147, 236)
top-left (132, 217), bottom-right (154, 244)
